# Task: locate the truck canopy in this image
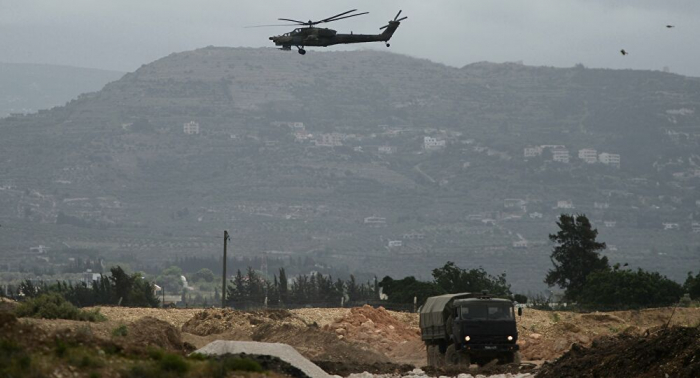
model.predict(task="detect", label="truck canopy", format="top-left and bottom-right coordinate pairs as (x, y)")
top-left (419, 293), bottom-right (473, 341)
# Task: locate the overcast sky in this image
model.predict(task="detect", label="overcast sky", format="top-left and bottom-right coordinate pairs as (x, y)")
top-left (1, 0), bottom-right (698, 76)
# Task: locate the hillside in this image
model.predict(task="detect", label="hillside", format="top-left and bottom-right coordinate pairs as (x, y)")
top-left (1, 47), bottom-right (699, 292)
top-left (0, 62), bottom-right (123, 117)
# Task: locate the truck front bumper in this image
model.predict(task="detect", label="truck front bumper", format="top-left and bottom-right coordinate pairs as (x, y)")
top-left (461, 343), bottom-right (519, 352)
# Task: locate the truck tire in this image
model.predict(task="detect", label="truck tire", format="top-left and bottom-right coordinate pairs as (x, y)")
top-left (433, 346), bottom-right (445, 367)
top-left (445, 344), bottom-right (459, 366)
top-left (513, 351), bottom-right (521, 365)
top-left (458, 351), bottom-right (471, 367)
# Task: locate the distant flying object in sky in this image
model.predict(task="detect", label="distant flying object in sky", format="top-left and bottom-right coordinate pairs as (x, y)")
top-left (620, 49), bottom-right (628, 56)
top-left (666, 25), bottom-right (675, 28)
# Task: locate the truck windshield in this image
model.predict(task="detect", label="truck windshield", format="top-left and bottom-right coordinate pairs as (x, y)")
top-left (460, 303), bottom-right (514, 321)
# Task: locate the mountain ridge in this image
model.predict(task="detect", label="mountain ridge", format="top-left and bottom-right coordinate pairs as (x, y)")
top-left (1, 47), bottom-right (698, 292)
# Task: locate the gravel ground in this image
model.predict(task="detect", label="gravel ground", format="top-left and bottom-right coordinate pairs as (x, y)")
top-left (346, 368), bottom-right (534, 378)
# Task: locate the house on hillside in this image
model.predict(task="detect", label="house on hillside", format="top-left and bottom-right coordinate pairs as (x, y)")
top-left (424, 136), bottom-right (446, 150)
top-left (599, 152), bottom-right (621, 168)
top-left (378, 145), bottom-right (396, 154)
top-left (183, 121), bottom-right (200, 135)
top-left (662, 222), bottom-right (680, 230)
top-left (364, 216), bottom-right (386, 225)
top-left (556, 200), bottom-right (574, 209)
top-left (387, 240), bottom-right (403, 248)
top-left (604, 221), bottom-right (617, 228)
top-left (551, 147), bottom-right (570, 163)
top-left (524, 146), bottom-right (542, 158)
top-left (529, 212), bottom-right (543, 219)
top-left (594, 202), bottom-right (610, 209)
top-left (316, 133), bottom-right (344, 147)
top-left (578, 149), bottom-right (598, 163)
top-left (503, 198), bottom-right (526, 209)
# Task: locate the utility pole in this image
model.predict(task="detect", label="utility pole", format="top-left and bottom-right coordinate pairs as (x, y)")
top-left (222, 230), bottom-right (229, 308)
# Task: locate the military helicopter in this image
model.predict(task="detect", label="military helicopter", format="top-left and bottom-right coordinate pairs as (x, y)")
top-left (254, 9), bottom-right (407, 55)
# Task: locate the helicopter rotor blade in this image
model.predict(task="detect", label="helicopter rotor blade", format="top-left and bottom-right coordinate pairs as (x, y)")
top-left (379, 25), bottom-right (388, 30)
top-left (395, 16), bottom-right (407, 22)
top-left (278, 18), bottom-right (307, 24)
top-left (244, 24), bottom-right (301, 28)
top-left (321, 9), bottom-right (358, 22)
top-left (394, 10), bottom-right (402, 21)
top-left (323, 12), bottom-right (368, 23)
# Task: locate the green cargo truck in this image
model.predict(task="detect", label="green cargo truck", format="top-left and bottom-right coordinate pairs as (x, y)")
top-left (420, 292), bottom-right (521, 367)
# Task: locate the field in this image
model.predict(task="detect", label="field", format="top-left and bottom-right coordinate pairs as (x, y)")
top-left (5, 299), bottom-right (699, 376)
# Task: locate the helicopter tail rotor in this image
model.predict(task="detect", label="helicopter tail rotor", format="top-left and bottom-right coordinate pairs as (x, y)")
top-left (380, 10), bottom-right (407, 30)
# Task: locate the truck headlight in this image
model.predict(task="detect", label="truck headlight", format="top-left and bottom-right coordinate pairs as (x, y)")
top-left (507, 336), bottom-right (514, 341)
top-left (465, 336), bottom-right (470, 342)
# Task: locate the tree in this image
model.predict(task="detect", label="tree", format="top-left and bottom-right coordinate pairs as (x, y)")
top-left (192, 268), bottom-right (215, 283)
top-left (432, 261), bottom-right (511, 296)
top-left (545, 214), bottom-right (609, 301)
top-left (379, 276), bottom-right (445, 304)
top-left (684, 271), bottom-right (700, 300)
top-left (578, 268), bottom-right (683, 309)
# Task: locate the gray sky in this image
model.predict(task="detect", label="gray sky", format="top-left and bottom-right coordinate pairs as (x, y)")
top-left (1, 0), bottom-right (698, 76)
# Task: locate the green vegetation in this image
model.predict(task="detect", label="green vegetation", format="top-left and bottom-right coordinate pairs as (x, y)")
top-left (683, 272), bottom-right (700, 300)
top-left (578, 268), bottom-right (684, 310)
top-left (380, 261), bottom-right (512, 304)
top-left (545, 213), bottom-right (688, 311)
top-left (13, 266), bottom-right (159, 308)
top-left (14, 293), bottom-right (105, 321)
top-left (112, 324), bottom-right (128, 337)
top-left (545, 214), bottom-right (609, 301)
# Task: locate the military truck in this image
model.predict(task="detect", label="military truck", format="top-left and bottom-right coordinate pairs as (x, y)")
top-left (420, 292), bottom-right (521, 367)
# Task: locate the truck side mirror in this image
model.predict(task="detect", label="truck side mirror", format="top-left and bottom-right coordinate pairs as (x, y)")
top-left (518, 307), bottom-right (523, 317)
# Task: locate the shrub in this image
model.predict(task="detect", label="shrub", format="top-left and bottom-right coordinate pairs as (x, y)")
top-left (112, 324), bottom-right (128, 337)
top-left (578, 268), bottom-right (684, 310)
top-left (14, 293), bottom-right (106, 322)
top-left (158, 353), bottom-right (189, 374)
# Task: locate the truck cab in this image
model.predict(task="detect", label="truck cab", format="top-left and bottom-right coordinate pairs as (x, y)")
top-left (452, 298), bottom-right (519, 361)
top-left (420, 292), bottom-right (521, 367)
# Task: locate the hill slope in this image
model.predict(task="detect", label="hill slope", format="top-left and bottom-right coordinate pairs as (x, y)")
top-left (1, 47), bottom-right (698, 292)
top-left (0, 62), bottom-right (123, 117)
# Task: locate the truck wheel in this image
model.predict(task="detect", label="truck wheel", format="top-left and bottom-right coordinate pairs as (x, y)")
top-left (433, 346), bottom-right (445, 367)
top-left (458, 351), bottom-right (471, 367)
top-left (513, 351), bottom-right (521, 365)
top-left (445, 344), bottom-right (459, 366)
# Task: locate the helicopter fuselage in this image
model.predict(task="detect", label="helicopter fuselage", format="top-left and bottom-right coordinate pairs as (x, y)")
top-left (270, 21), bottom-right (401, 50)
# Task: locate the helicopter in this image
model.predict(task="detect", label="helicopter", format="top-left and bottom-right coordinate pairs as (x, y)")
top-left (255, 9), bottom-right (407, 55)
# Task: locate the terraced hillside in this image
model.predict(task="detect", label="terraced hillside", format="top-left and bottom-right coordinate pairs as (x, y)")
top-left (1, 47), bottom-right (699, 291)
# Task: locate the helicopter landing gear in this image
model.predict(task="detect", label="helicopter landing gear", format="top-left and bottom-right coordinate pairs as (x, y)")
top-left (386, 43), bottom-right (391, 47)
top-left (297, 47), bottom-right (306, 55)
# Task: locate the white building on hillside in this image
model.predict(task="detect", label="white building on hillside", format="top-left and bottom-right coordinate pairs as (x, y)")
top-left (183, 121), bottom-right (200, 135)
top-left (316, 133), bottom-right (343, 147)
top-left (578, 149), bottom-right (598, 163)
top-left (424, 136), bottom-right (446, 150)
top-left (551, 147), bottom-right (570, 163)
top-left (524, 146), bottom-right (543, 158)
top-left (599, 152), bottom-right (621, 168)
top-left (557, 200), bottom-right (574, 209)
top-left (378, 145), bottom-right (396, 154)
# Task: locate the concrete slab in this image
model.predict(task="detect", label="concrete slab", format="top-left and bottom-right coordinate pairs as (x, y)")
top-left (193, 340), bottom-right (331, 378)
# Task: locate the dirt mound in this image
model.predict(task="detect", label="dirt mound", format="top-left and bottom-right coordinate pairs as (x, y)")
top-left (181, 307), bottom-right (391, 366)
top-left (579, 313), bottom-right (625, 323)
top-left (0, 297), bottom-right (18, 313)
top-left (183, 309), bottom-right (305, 337)
top-left (123, 316), bottom-right (184, 353)
top-left (324, 305), bottom-right (424, 365)
top-left (538, 326), bottom-right (700, 378)
top-left (313, 360), bottom-right (414, 376)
